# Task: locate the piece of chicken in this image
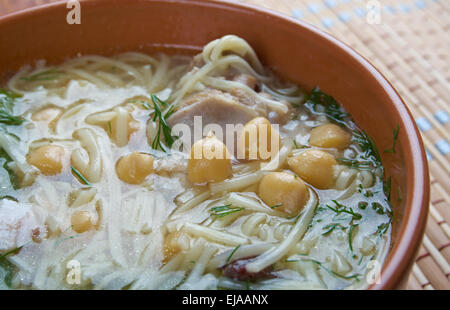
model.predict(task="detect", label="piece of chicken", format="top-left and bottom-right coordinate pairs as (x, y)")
top-left (167, 89), bottom-right (260, 154)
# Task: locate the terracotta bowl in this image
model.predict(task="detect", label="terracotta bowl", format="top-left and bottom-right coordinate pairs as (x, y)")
top-left (0, 0), bottom-right (429, 289)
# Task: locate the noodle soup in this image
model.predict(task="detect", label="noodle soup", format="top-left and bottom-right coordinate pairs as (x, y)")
top-left (0, 35), bottom-right (391, 290)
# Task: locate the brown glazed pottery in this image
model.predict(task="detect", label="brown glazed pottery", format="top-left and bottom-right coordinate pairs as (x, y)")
top-left (0, 0), bottom-right (429, 289)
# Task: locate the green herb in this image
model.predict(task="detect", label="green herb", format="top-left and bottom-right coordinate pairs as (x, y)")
top-left (304, 87), bottom-right (349, 123)
top-left (0, 244), bottom-right (26, 288)
top-left (322, 223), bottom-right (346, 236)
top-left (357, 185), bottom-right (376, 198)
top-left (226, 244), bottom-right (241, 263)
top-left (146, 95), bottom-right (178, 152)
top-left (293, 140), bottom-right (299, 149)
top-left (326, 200), bottom-right (362, 221)
top-left (317, 206), bottom-right (326, 212)
top-left (71, 166), bottom-right (91, 186)
top-left (371, 202), bottom-right (385, 215)
top-left (107, 121), bottom-right (112, 134)
top-left (0, 246), bottom-right (23, 261)
top-left (384, 125), bottom-right (399, 153)
top-left (0, 148), bottom-right (18, 189)
top-left (338, 129), bottom-right (382, 171)
top-left (357, 255), bottom-right (364, 265)
top-left (210, 204), bottom-right (244, 218)
top-left (20, 69), bottom-right (60, 81)
top-left (364, 190), bottom-right (374, 197)
top-left (0, 89), bottom-right (24, 126)
top-left (311, 259), bottom-right (360, 282)
top-left (383, 176), bottom-right (392, 202)
top-left (55, 235), bottom-right (80, 247)
top-left (358, 201), bottom-right (368, 209)
top-left (54, 226), bottom-right (77, 248)
top-left (376, 219), bottom-right (392, 237)
top-left (352, 129), bottom-right (381, 164)
top-left (397, 187), bottom-right (402, 202)
top-left (271, 203), bottom-right (283, 209)
top-left (348, 224), bottom-right (358, 252)
top-left (337, 158), bottom-right (375, 170)
top-left (0, 195), bottom-right (18, 202)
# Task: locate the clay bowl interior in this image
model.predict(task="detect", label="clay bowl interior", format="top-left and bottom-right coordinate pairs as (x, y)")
top-left (0, 0), bottom-right (429, 289)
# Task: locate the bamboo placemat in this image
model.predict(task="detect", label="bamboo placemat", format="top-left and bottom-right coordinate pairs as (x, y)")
top-left (0, 0), bottom-right (449, 290)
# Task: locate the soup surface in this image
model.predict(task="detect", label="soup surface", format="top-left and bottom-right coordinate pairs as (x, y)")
top-left (0, 35), bottom-right (392, 290)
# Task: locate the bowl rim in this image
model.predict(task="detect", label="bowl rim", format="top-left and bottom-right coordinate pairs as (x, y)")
top-left (0, 0), bottom-right (430, 290)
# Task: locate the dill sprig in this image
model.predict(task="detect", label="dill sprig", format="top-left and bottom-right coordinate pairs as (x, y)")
top-left (352, 129), bottom-right (381, 164)
top-left (0, 242), bottom-right (30, 288)
top-left (0, 245), bottom-right (23, 260)
top-left (311, 259), bottom-right (360, 281)
top-left (0, 89), bottom-right (24, 126)
top-left (348, 224), bottom-right (359, 252)
top-left (357, 184), bottom-right (377, 198)
top-left (322, 223), bottom-right (346, 236)
top-left (54, 226), bottom-right (81, 248)
top-left (0, 148), bottom-right (19, 189)
top-left (0, 195), bottom-right (18, 202)
top-left (286, 257), bottom-right (360, 282)
top-left (20, 69), bottom-right (60, 82)
top-left (210, 204), bottom-right (244, 218)
top-left (144, 95), bottom-right (178, 152)
top-left (226, 244), bottom-right (241, 263)
top-left (376, 219), bottom-right (392, 237)
top-left (71, 166), bottom-right (91, 186)
top-left (270, 203), bottom-right (283, 209)
top-left (326, 200), bottom-right (362, 221)
top-left (337, 158), bottom-right (377, 170)
top-left (304, 87), bottom-right (349, 124)
top-left (384, 125), bottom-right (399, 154)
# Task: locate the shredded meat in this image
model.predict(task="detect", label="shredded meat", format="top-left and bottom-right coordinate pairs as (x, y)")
top-left (222, 257), bottom-right (275, 282)
top-left (167, 89), bottom-right (260, 154)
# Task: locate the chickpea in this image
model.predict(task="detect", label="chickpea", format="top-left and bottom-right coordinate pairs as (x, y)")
top-left (309, 124), bottom-right (351, 150)
top-left (239, 117), bottom-right (281, 161)
top-left (187, 135), bottom-right (232, 184)
top-left (163, 230), bottom-right (189, 263)
top-left (288, 149), bottom-right (337, 189)
top-left (27, 145), bottom-right (65, 175)
top-left (71, 211), bottom-right (95, 233)
top-left (116, 152), bottom-right (154, 184)
top-left (258, 172), bottom-right (309, 217)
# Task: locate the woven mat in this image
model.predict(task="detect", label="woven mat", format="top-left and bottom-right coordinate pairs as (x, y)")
top-left (0, 0), bottom-right (449, 290)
